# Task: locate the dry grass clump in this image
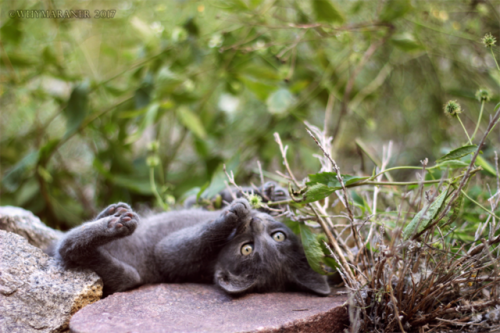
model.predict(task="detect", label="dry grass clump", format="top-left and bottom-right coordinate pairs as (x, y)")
top-left (260, 106), bottom-right (500, 332)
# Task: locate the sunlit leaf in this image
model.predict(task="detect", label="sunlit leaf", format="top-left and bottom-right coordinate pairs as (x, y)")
top-left (240, 77), bottom-right (275, 100)
top-left (476, 155), bottom-right (497, 177)
top-left (437, 145), bottom-right (477, 162)
top-left (303, 183), bottom-right (335, 203)
top-left (312, 0), bottom-right (345, 24)
top-left (379, 0), bottom-right (411, 22)
top-left (391, 33), bottom-right (424, 52)
top-left (177, 106), bottom-right (207, 139)
top-left (403, 187), bottom-right (449, 239)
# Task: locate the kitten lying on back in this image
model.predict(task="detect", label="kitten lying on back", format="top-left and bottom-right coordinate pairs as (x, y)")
top-left (53, 185), bottom-right (330, 297)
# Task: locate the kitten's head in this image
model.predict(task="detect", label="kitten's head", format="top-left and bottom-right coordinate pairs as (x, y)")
top-left (214, 212), bottom-right (330, 296)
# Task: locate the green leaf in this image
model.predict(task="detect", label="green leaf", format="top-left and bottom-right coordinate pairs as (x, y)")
top-left (379, 0), bottom-right (411, 22)
top-left (437, 145), bottom-right (477, 162)
top-left (125, 103), bottom-right (160, 144)
top-left (391, 33), bottom-right (424, 52)
top-left (240, 76), bottom-right (275, 100)
top-left (308, 172), bottom-right (367, 188)
top-left (476, 155), bottom-right (497, 177)
top-left (403, 187), bottom-right (449, 239)
top-left (299, 223), bottom-right (327, 275)
top-left (312, 0), bottom-right (345, 24)
top-left (177, 106), bottom-right (207, 139)
top-left (303, 183), bottom-right (336, 203)
top-left (63, 80), bottom-right (90, 137)
top-left (2, 151), bottom-right (40, 192)
top-left (303, 172), bottom-right (367, 203)
top-left (266, 88), bottom-right (295, 115)
top-left (434, 160), bottom-right (469, 169)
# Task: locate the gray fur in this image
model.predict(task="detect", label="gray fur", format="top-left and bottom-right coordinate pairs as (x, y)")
top-left (54, 199), bottom-right (330, 297)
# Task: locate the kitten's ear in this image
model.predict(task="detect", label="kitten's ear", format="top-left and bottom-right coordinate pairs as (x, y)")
top-left (292, 262), bottom-right (331, 296)
top-left (215, 270), bottom-right (256, 294)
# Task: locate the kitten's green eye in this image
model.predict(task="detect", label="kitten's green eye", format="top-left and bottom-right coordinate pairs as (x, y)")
top-left (272, 231), bottom-right (286, 242)
top-left (241, 243), bottom-right (253, 256)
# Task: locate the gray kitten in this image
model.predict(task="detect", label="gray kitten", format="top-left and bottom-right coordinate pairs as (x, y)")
top-left (54, 197), bottom-right (330, 297)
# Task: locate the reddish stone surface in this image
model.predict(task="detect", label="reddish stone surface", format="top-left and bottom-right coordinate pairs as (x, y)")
top-left (70, 284), bottom-right (349, 333)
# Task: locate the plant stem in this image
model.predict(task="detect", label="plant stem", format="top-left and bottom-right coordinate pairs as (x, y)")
top-left (457, 115), bottom-right (472, 145)
top-left (461, 189), bottom-right (500, 220)
top-left (370, 165), bottom-right (439, 180)
top-left (471, 101), bottom-right (485, 143)
top-left (150, 167), bottom-right (168, 210)
top-left (491, 48), bottom-right (500, 72)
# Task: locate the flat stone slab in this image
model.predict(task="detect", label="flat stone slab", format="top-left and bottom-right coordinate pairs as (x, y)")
top-left (70, 284), bottom-right (349, 333)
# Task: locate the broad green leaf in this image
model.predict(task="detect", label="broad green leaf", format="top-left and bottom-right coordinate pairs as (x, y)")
top-left (177, 106), bottom-right (207, 139)
top-left (266, 88), bottom-right (295, 115)
top-left (476, 155), bottom-right (497, 177)
top-left (63, 80), bottom-right (89, 137)
top-left (312, 0), bottom-right (345, 24)
top-left (437, 145), bottom-right (477, 162)
top-left (2, 151), bottom-right (39, 192)
top-left (403, 187), bottom-right (449, 239)
top-left (303, 172), bottom-right (367, 203)
top-left (299, 224), bottom-right (327, 275)
top-left (307, 172), bottom-right (367, 188)
top-left (240, 77), bottom-right (275, 100)
top-left (240, 64), bottom-right (280, 81)
top-left (391, 33), bottom-right (424, 52)
top-left (303, 183), bottom-right (336, 203)
top-left (379, 0), bottom-right (411, 22)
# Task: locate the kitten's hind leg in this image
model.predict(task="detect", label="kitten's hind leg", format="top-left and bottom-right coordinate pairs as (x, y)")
top-left (57, 205), bottom-right (139, 264)
top-left (56, 205), bottom-right (141, 294)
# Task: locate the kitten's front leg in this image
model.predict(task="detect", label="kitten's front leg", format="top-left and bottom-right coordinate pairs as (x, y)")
top-left (154, 199), bottom-right (252, 281)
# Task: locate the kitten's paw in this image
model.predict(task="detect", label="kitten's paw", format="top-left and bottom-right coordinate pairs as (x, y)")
top-left (96, 202), bottom-right (132, 220)
top-left (227, 198), bottom-right (252, 220)
top-left (104, 206), bottom-right (139, 237)
top-left (260, 182), bottom-right (288, 202)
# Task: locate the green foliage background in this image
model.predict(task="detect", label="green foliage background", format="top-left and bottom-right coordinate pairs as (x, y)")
top-left (1, 0), bottom-right (500, 229)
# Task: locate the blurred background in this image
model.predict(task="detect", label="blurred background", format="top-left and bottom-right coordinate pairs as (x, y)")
top-left (1, 0), bottom-right (499, 229)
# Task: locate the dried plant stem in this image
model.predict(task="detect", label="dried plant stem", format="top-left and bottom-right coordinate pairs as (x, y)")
top-left (274, 132), bottom-right (355, 283)
top-left (414, 105), bottom-right (500, 239)
top-left (306, 129), bottom-right (363, 252)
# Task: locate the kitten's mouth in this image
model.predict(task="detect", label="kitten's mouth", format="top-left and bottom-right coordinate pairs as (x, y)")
top-left (215, 270), bottom-right (256, 294)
